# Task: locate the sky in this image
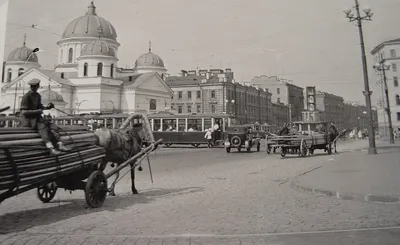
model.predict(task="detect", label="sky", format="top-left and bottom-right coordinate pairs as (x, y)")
top-left (4, 0), bottom-right (400, 105)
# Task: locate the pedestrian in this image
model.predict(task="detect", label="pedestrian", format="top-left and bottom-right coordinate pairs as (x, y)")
top-left (20, 78), bottom-right (71, 155)
top-left (204, 128), bottom-right (213, 147)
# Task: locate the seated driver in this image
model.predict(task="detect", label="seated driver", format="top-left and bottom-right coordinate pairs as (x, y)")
top-left (20, 78), bottom-right (71, 155)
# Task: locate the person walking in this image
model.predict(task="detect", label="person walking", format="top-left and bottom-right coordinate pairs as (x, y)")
top-left (204, 128), bottom-right (213, 147)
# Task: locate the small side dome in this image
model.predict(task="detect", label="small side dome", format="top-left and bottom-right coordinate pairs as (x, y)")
top-left (39, 89), bottom-right (65, 103)
top-left (81, 39), bottom-right (115, 57)
top-left (7, 45), bottom-right (39, 63)
top-left (135, 52), bottom-right (165, 68)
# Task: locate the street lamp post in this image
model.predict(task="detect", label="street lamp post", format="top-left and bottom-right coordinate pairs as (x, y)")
top-left (373, 55), bottom-right (395, 144)
top-left (344, 0), bottom-right (377, 154)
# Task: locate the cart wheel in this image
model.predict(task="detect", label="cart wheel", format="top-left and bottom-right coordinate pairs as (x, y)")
top-left (309, 149), bottom-right (314, 155)
top-left (280, 148), bottom-right (287, 157)
top-left (300, 140), bottom-right (308, 157)
top-left (257, 143), bottom-right (260, 152)
top-left (226, 147), bottom-right (231, 153)
top-left (85, 171), bottom-right (108, 208)
top-left (327, 144), bottom-right (332, 155)
top-left (37, 183), bottom-right (57, 203)
top-left (266, 146), bottom-right (271, 154)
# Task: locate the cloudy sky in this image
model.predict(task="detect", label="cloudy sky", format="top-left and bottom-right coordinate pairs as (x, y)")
top-left (4, 0), bottom-right (400, 104)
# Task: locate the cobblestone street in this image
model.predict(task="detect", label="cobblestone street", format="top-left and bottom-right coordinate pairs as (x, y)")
top-left (1, 140), bottom-right (400, 244)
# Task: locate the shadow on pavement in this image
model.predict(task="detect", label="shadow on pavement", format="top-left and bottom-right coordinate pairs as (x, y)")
top-left (0, 186), bottom-right (204, 234)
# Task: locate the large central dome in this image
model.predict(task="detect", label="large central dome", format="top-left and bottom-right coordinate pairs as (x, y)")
top-left (62, 2), bottom-right (117, 41)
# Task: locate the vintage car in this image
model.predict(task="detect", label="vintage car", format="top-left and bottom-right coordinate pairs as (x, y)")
top-left (224, 126), bottom-right (261, 153)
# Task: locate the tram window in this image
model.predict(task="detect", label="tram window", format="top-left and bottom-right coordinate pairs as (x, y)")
top-left (204, 119), bottom-right (212, 131)
top-left (154, 119), bottom-right (161, 131)
top-left (178, 119), bottom-right (186, 131)
top-left (188, 119), bottom-right (201, 131)
top-left (163, 119), bottom-right (176, 131)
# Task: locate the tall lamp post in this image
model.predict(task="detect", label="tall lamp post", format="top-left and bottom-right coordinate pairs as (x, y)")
top-left (76, 100), bottom-right (88, 114)
top-left (344, 0), bottom-right (377, 154)
top-left (373, 56), bottom-right (394, 143)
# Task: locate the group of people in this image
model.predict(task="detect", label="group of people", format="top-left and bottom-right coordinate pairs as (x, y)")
top-left (276, 121), bottom-right (339, 137)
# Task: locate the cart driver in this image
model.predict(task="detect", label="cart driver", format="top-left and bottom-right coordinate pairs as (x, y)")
top-left (328, 121), bottom-right (339, 135)
top-left (20, 78), bottom-right (71, 155)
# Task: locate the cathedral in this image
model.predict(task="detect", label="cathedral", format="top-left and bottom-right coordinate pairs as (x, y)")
top-left (1, 2), bottom-right (173, 117)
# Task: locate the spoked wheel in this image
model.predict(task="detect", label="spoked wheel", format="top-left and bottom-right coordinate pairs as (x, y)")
top-left (300, 139), bottom-right (308, 157)
top-left (37, 182), bottom-right (57, 203)
top-left (280, 147), bottom-right (287, 157)
top-left (309, 149), bottom-right (314, 155)
top-left (226, 147), bottom-right (231, 153)
top-left (85, 171), bottom-right (108, 208)
top-left (257, 143), bottom-right (261, 152)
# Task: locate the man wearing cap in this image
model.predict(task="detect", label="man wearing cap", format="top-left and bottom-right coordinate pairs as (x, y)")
top-left (20, 78), bottom-right (70, 155)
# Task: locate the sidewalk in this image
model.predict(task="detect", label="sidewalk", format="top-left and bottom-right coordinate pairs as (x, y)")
top-left (292, 140), bottom-right (400, 203)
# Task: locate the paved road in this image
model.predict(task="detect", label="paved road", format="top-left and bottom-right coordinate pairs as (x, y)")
top-left (1, 141), bottom-right (400, 244)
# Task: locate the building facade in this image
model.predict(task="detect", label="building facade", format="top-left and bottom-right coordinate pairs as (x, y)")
top-left (166, 69), bottom-right (273, 125)
top-left (250, 75), bottom-right (304, 122)
top-left (1, 2), bottom-right (173, 116)
top-left (271, 102), bottom-right (289, 132)
top-left (314, 91), bottom-right (345, 128)
top-left (371, 38), bottom-right (400, 137)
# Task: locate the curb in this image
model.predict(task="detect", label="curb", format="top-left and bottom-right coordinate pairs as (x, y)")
top-left (290, 177), bottom-right (400, 204)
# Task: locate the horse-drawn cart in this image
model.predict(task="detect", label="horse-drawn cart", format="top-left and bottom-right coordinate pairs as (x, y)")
top-left (266, 133), bottom-right (333, 158)
top-left (0, 111), bottom-right (162, 208)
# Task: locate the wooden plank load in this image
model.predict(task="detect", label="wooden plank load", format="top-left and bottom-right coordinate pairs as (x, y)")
top-left (0, 125), bottom-right (105, 203)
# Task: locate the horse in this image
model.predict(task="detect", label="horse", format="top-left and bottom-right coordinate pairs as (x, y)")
top-left (94, 114), bottom-right (154, 196)
top-left (327, 126), bottom-right (341, 153)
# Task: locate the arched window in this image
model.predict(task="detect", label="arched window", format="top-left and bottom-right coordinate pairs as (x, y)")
top-left (7, 69), bottom-right (12, 82)
top-left (97, 62), bottom-right (103, 76)
top-left (396, 95), bottom-right (400, 106)
top-left (83, 63), bottom-right (88, 76)
top-left (211, 90), bottom-right (216, 98)
top-left (110, 64), bottom-right (114, 78)
top-left (68, 48), bottom-right (73, 63)
top-left (18, 68), bottom-right (24, 77)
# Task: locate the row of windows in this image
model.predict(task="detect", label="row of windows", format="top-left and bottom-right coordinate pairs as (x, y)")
top-left (5, 68), bottom-right (25, 82)
top-left (172, 104), bottom-right (203, 113)
top-left (177, 91), bottom-right (203, 99)
top-left (83, 62), bottom-right (114, 77)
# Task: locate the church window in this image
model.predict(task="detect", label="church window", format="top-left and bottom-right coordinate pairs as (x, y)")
top-left (129, 76), bottom-right (133, 81)
top-left (68, 48), bottom-right (73, 63)
top-left (211, 90), bottom-right (216, 98)
top-left (60, 49), bottom-right (63, 63)
top-left (394, 77), bottom-right (398, 87)
top-left (110, 64), bottom-right (114, 78)
top-left (61, 72), bottom-right (64, 79)
top-left (97, 62), bottom-right (103, 76)
top-left (18, 68), bottom-right (24, 77)
top-left (150, 99), bottom-right (157, 110)
top-left (7, 69), bottom-right (12, 82)
top-left (396, 95), bottom-right (400, 106)
top-left (83, 63), bottom-right (88, 76)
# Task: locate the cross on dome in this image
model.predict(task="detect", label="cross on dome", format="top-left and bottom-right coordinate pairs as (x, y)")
top-left (149, 40), bottom-right (152, 52)
top-left (23, 34), bottom-right (27, 46)
top-left (87, 1), bottom-right (96, 15)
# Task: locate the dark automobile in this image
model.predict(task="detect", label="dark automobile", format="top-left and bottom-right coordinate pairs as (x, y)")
top-left (224, 126), bottom-right (261, 153)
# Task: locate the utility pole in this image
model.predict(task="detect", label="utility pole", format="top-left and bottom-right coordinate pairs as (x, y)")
top-left (373, 54), bottom-right (394, 143)
top-left (344, 0), bottom-right (377, 154)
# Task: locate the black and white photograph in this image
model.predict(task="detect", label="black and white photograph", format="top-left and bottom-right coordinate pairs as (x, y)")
top-left (1, 0), bottom-right (400, 244)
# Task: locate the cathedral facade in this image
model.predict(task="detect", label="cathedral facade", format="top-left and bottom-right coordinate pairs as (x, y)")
top-left (1, 2), bottom-right (173, 117)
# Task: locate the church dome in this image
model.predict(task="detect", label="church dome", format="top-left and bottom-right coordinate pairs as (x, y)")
top-left (135, 47), bottom-right (165, 69)
top-left (7, 44), bottom-right (38, 63)
top-left (62, 2), bottom-right (117, 41)
top-left (39, 89), bottom-right (65, 103)
top-left (81, 39), bottom-right (115, 57)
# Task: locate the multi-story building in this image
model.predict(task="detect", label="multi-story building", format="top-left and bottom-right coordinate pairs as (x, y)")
top-left (371, 38), bottom-right (400, 137)
top-left (271, 102), bottom-right (289, 132)
top-left (166, 69), bottom-right (273, 125)
top-left (250, 75), bottom-right (304, 122)
top-left (314, 91), bottom-right (345, 128)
